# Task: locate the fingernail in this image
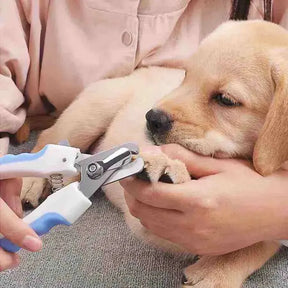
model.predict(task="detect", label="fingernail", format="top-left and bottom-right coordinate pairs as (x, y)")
top-left (140, 145), bottom-right (161, 154)
top-left (22, 235), bottom-right (42, 252)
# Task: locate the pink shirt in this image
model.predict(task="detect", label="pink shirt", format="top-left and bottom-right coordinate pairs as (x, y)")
top-left (0, 0), bottom-right (287, 153)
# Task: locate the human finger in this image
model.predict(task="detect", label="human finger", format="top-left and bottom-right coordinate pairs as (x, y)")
top-left (0, 178), bottom-right (23, 217)
top-left (0, 199), bottom-right (42, 252)
top-left (0, 248), bottom-right (20, 272)
top-left (120, 176), bottom-right (197, 210)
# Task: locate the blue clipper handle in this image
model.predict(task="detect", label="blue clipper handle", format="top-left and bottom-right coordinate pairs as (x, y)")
top-left (0, 146), bottom-right (48, 166)
top-left (0, 213), bottom-right (71, 253)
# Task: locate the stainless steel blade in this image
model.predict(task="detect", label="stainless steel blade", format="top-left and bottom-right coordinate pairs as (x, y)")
top-left (75, 143), bottom-right (141, 198)
top-left (103, 157), bottom-right (144, 185)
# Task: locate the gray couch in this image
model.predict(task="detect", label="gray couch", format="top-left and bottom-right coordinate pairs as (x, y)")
top-left (1, 133), bottom-right (287, 288)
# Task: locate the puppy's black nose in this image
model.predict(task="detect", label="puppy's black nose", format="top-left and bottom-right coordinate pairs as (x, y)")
top-left (145, 109), bottom-right (173, 134)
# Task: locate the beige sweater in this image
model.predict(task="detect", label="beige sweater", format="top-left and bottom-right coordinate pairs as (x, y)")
top-left (0, 0), bottom-right (287, 153)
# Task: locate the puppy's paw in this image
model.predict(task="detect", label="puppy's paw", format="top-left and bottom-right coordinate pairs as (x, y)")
top-left (182, 256), bottom-right (242, 288)
top-left (20, 177), bottom-right (51, 209)
top-left (139, 151), bottom-right (190, 184)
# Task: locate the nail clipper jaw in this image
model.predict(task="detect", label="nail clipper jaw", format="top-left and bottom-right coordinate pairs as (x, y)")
top-left (74, 143), bottom-right (139, 168)
top-left (99, 147), bottom-right (132, 172)
top-left (85, 147), bottom-right (132, 180)
top-left (74, 143), bottom-right (143, 198)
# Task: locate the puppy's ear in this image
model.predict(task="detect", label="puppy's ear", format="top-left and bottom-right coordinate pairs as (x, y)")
top-left (253, 50), bottom-right (288, 176)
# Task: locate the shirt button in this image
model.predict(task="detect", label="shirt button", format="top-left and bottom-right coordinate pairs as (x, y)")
top-left (122, 31), bottom-right (133, 46)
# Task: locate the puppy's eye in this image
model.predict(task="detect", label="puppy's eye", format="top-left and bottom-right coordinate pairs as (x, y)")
top-left (213, 93), bottom-right (241, 107)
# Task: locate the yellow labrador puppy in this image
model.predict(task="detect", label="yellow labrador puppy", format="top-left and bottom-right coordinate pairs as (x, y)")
top-left (21, 20), bottom-right (288, 287)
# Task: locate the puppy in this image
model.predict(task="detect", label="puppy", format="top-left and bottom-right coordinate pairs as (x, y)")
top-left (21, 20), bottom-right (288, 287)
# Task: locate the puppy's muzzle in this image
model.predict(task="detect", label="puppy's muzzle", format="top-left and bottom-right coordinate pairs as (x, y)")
top-left (145, 109), bottom-right (173, 134)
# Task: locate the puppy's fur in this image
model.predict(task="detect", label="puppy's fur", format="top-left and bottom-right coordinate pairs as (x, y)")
top-left (21, 20), bottom-right (288, 287)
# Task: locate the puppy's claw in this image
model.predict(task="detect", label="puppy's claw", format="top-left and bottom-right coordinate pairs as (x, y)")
top-left (137, 169), bottom-right (174, 183)
top-left (158, 173), bottom-right (173, 183)
top-left (22, 200), bottom-right (34, 211)
top-left (136, 169), bottom-right (151, 182)
top-left (139, 151), bottom-right (190, 184)
top-left (182, 274), bottom-right (188, 284)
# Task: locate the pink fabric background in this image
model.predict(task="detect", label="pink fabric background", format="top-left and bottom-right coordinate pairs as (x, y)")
top-left (0, 0), bottom-right (287, 153)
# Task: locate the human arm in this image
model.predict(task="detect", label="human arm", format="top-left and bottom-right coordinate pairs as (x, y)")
top-left (0, 1), bottom-right (30, 153)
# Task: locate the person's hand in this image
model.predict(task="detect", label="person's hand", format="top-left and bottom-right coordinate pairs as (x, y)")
top-left (120, 144), bottom-right (288, 256)
top-left (0, 178), bottom-right (42, 271)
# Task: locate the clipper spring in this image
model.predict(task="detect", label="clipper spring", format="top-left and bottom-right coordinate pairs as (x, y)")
top-left (49, 174), bottom-right (64, 192)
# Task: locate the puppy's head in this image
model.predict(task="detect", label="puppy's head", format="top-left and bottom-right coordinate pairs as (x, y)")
top-left (146, 20), bottom-right (288, 176)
